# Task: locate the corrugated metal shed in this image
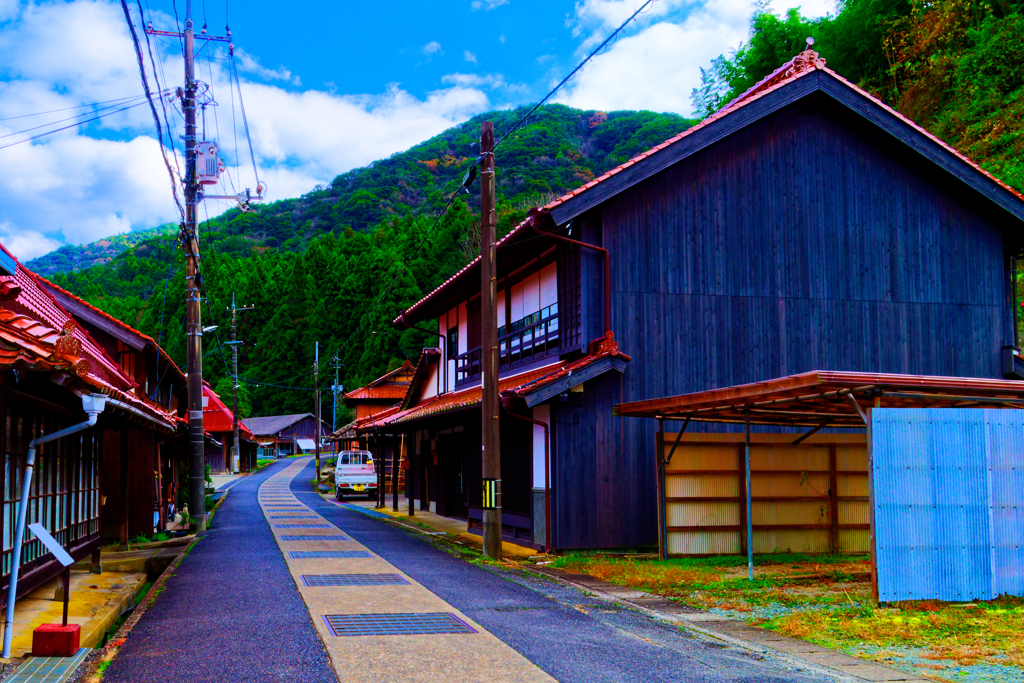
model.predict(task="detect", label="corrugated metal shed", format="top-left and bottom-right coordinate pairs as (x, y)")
top-left (872, 408), bottom-right (1024, 602)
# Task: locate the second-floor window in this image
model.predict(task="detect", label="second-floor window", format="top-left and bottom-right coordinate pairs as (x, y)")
top-left (116, 340), bottom-right (135, 380)
top-left (447, 326), bottom-right (458, 360)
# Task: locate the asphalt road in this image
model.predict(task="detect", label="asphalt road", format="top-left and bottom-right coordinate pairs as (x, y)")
top-left (104, 458), bottom-right (830, 682)
top-left (104, 458), bottom-right (336, 683)
top-left (291, 460), bottom-right (830, 683)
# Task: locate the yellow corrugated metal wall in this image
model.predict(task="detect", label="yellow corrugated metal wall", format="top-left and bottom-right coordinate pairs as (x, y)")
top-left (662, 434), bottom-right (868, 556)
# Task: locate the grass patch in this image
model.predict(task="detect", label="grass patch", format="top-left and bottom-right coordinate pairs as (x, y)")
top-left (554, 552), bottom-right (1024, 678)
top-left (97, 660), bottom-right (111, 674)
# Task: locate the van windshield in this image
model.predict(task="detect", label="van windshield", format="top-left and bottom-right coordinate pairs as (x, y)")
top-left (339, 451), bottom-right (372, 465)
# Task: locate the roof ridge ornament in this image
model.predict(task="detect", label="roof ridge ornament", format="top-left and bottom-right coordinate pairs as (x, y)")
top-left (789, 37), bottom-right (825, 76)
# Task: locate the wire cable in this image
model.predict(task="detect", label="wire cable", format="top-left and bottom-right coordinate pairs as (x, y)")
top-left (0, 100), bottom-right (152, 151)
top-left (0, 94), bottom-right (152, 123)
top-left (0, 93), bottom-right (156, 141)
top-left (228, 51), bottom-right (261, 189)
top-left (118, 0), bottom-right (185, 219)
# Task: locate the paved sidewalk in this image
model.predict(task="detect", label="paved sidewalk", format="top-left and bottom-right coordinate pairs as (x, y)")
top-left (262, 458), bottom-right (554, 683)
top-left (102, 458), bottom-right (336, 683)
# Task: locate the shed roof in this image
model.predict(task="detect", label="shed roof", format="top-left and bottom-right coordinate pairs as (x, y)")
top-left (395, 46), bottom-right (1024, 326)
top-left (613, 371), bottom-right (1024, 428)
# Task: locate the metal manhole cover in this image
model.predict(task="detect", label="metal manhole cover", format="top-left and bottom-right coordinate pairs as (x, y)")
top-left (289, 551), bottom-right (371, 559)
top-left (302, 574), bottom-right (408, 587)
top-left (323, 613), bottom-right (476, 636)
top-left (274, 524), bottom-right (331, 529)
top-left (280, 534), bottom-right (352, 541)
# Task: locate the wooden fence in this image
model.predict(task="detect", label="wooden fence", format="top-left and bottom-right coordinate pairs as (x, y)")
top-left (660, 433), bottom-right (869, 556)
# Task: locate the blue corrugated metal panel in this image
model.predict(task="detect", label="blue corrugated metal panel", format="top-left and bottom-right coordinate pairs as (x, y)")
top-left (872, 409), bottom-right (1024, 602)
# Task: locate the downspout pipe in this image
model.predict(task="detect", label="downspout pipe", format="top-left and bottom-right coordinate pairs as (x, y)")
top-left (396, 320), bottom-right (447, 395)
top-left (3, 393), bottom-right (108, 658)
top-left (501, 396), bottom-right (551, 554)
top-left (534, 224), bottom-right (612, 348)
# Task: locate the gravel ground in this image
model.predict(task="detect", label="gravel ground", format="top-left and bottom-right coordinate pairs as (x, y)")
top-left (295, 460), bottom-right (836, 683)
top-left (102, 458), bottom-right (337, 683)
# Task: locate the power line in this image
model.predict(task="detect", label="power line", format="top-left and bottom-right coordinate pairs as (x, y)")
top-left (118, 0), bottom-right (185, 219)
top-left (0, 99), bottom-right (151, 151)
top-left (327, 0), bottom-right (656, 365)
top-left (0, 94), bottom-right (152, 123)
top-left (0, 93), bottom-right (156, 141)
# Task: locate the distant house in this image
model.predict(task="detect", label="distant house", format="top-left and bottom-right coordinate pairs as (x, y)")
top-left (331, 362), bottom-right (414, 450)
top-left (243, 413), bottom-right (330, 457)
top-left (0, 245), bottom-right (178, 605)
top-left (367, 45), bottom-right (1024, 552)
top-left (202, 384), bottom-right (257, 473)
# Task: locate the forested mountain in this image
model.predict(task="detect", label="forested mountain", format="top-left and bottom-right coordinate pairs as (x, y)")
top-left (44, 0), bottom-right (1024, 420)
top-left (28, 224), bottom-right (177, 276)
top-left (47, 105), bottom-right (695, 420)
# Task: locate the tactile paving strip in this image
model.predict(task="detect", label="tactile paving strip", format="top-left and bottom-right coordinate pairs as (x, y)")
top-left (323, 613), bottom-right (476, 637)
top-left (280, 534), bottom-right (353, 541)
top-left (274, 523), bottom-right (331, 529)
top-left (302, 574), bottom-right (409, 587)
top-left (289, 551), bottom-right (372, 559)
top-left (269, 515), bottom-right (318, 519)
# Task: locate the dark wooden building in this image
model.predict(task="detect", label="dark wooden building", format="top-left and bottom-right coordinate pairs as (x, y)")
top-left (202, 384), bottom-right (257, 474)
top-left (39, 277), bottom-right (188, 542)
top-left (373, 46), bottom-right (1024, 551)
top-left (243, 413), bottom-right (330, 457)
top-left (0, 247), bottom-right (178, 605)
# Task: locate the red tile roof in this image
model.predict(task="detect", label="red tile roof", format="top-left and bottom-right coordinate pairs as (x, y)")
top-left (395, 47), bottom-right (1024, 325)
top-left (203, 384), bottom-right (255, 439)
top-left (0, 244), bottom-right (178, 431)
top-left (344, 385), bottom-right (409, 401)
top-left (38, 275), bottom-right (186, 386)
top-left (364, 343), bottom-right (630, 431)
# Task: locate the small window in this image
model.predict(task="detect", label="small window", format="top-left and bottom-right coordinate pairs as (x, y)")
top-left (447, 327), bottom-right (458, 360)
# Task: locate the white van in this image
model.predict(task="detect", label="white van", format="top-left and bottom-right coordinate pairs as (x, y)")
top-left (334, 450), bottom-right (377, 500)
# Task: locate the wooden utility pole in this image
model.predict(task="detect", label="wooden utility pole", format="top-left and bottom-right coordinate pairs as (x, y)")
top-left (314, 342), bottom-right (321, 482)
top-left (480, 121), bottom-right (501, 559)
top-left (183, 0), bottom-right (206, 533)
top-left (227, 293), bottom-right (255, 473)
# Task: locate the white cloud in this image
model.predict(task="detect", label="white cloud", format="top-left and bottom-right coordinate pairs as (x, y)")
top-left (0, 224), bottom-right (62, 261)
top-left (499, 34), bottom-right (506, 43)
top-left (557, 0), bottom-right (836, 115)
top-left (0, 0), bottom-right (495, 260)
top-left (233, 48), bottom-right (301, 86)
top-left (423, 41), bottom-right (442, 55)
top-left (471, 0), bottom-right (508, 10)
top-left (464, 50), bottom-right (478, 64)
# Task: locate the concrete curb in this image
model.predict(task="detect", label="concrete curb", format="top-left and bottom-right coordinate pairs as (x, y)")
top-left (529, 567), bottom-right (928, 683)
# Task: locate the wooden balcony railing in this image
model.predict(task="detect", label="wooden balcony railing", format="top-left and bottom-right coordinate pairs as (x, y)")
top-left (453, 304), bottom-right (560, 388)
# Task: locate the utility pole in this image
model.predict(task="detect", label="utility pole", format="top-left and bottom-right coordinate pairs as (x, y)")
top-left (480, 121), bottom-right (501, 559)
top-left (183, 0), bottom-right (206, 533)
top-left (314, 342), bottom-right (321, 482)
top-left (227, 292), bottom-right (255, 473)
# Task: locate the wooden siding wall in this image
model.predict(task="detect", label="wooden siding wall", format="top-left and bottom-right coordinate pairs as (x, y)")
top-left (100, 426), bottom-right (156, 542)
top-left (556, 94), bottom-right (1013, 550)
top-left (662, 434), bottom-right (868, 556)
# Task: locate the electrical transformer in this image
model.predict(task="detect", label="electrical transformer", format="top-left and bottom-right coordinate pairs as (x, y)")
top-left (196, 141), bottom-right (223, 185)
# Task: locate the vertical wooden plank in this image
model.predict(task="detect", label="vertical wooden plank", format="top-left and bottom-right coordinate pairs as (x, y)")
top-left (866, 407), bottom-right (879, 604)
top-left (655, 428), bottom-right (664, 560)
top-left (829, 443), bottom-right (839, 554)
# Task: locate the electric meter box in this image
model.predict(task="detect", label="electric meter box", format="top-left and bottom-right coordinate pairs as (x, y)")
top-left (196, 141), bottom-right (222, 186)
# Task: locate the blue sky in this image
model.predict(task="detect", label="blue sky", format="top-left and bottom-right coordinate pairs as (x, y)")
top-left (0, 0), bottom-right (834, 260)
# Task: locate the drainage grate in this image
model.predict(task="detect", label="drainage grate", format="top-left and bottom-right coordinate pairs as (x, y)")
top-left (274, 523), bottom-right (331, 529)
top-left (302, 574), bottom-right (408, 587)
top-left (280, 534), bottom-right (352, 541)
top-left (289, 550), bottom-right (370, 559)
top-left (323, 613), bottom-right (476, 637)
top-left (269, 515), bottom-right (318, 519)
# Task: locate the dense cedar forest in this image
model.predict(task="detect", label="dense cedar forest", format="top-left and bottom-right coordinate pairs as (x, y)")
top-left (43, 0), bottom-right (1024, 421)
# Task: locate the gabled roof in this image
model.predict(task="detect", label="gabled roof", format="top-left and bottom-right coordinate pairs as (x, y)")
top-left (344, 361), bottom-right (415, 402)
top-left (38, 276), bottom-right (186, 386)
top-left (0, 251), bottom-right (178, 431)
top-left (395, 46), bottom-right (1024, 326)
top-left (202, 384), bottom-right (255, 439)
top-left (242, 413), bottom-right (315, 436)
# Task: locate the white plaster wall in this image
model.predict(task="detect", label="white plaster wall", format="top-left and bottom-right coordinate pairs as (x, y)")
top-left (532, 403), bottom-right (550, 487)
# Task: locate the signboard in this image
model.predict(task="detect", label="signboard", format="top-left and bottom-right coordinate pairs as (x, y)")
top-left (28, 523), bottom-right (74, 567)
